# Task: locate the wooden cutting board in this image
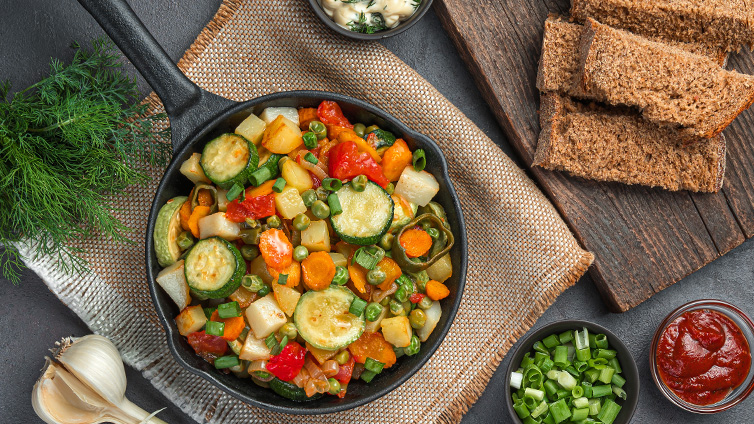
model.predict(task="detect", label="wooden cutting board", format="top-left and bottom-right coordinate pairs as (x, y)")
top-left (435, 0), bottom-right (754, 312)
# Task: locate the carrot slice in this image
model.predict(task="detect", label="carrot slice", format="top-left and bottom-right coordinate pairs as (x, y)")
top-left (267, 261), bottom-right (301, 288)
top-left (179, 200), bottom-right (192, 231)
top-left (247, 179), bottom-right (275, 197)
top-left (347, 254), bottom-right (369, 295)
top-left (347, 332), bottom-right (397, 368)
top-left (187, 205), bottom-right (211, 238)
top-left (381, 138), bottom-right (412, 181)
top-left (301, 251), bottom-right (337, 291)
top-left (259, 228), bottom-right (293, 270)
top-left (425, 280), bottom-right (450, 301)
top-left (399, 228), bottom-right (433, 258)
top-left (376, 257), bottom-right (402, 291)
top-left (298, 107), bottom-right (319, 130)
top-left (210, 310), bottom-right (245, 341)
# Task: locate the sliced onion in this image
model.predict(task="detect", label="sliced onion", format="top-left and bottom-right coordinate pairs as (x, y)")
top-left (304, 356), bottom-right (325, 380)
top-left (248, 360), bottom-right (274, 382)
top-left (372, 281), bottom-right (398, 303)
top-left (299, 157), bottom-right (329, 181)
top-left (351, 363), bottom-right (365, 380)
top-left (305, 375), bottom-right (329, 397)
top-left (322, 360), bottom-right (340, 378)
top-left (292, 367), bottom-right (310, 388)
top-left (317, 139), bottom-right (338, 172)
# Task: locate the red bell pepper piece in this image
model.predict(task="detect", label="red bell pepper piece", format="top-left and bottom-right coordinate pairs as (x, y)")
top-left (266, 341), bottom-right (306, 382)
top-left (333, 356), bottom-right (355, 398)
top-left (187, 331), bottom-right (228, 363)
top-left (328, 141), bottom-right (389, 188)
top-left (225, 194), bottom-right (276, 223)
top-left (409, 293), bottom-right (426, 304)
top-left (317, 100), bottom-right (353, 129)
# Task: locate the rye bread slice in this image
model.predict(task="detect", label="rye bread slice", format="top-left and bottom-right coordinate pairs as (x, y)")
top-left (536, 17), bottom-right (728, 96)
top-left (575, 18), bottom-right (754, 140)
top-left (533, 93), bottom-right (726, 193)
top-left (571, 0), bottom-right (754, 52)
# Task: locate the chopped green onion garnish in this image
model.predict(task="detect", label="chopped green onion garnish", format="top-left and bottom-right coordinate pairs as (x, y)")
top-left (265, 333), bottom-right (277, 350)
top-left (353, 246), bottom-right (383, 270)
top-left (513, 400), bottom-right (530, 419)
top-left (572, 396), bottom-right (589, 409)
top-left (612, 385), bottom-right (627, 400)
top-left (302, 131), bottom-right (318, 149)
top-left (214, 355), bottom-right (240, 369)
top-left (322, 178), bottom-right (342, 192)
top-left (327, 193), bottom-right (342, 216)
top-left (203, 307), bottom-right (216, 319)
top-left (304, 152), bottom-right (318, 164)
top-left (542, 334), bottom-right (560, 349)
top-left (591, 384), bottom-right (612, 397)
top-left (349, 297), bottom-right (367, 316)
top-left (272, 177), bottom-right (286, 193)
top-left (217, 301), bottom-right (242, 318)
top-left (364, 357), bottom-right (385, 374)
top-left (248, 167), bottom-right (273, 187)
top-left (412, 148), bottom-right (426, 171)
top-left (524, 387), bottom-right (545, 402)
top-left (571, 407), bottom-right (590, 421)
top-left (597, 399), bottom-right (622, 424)
top-left (611, 373), bottom-right (626, 388)
top-left (548, 398), bottom-right (571, 423)
top-left (558, 330), bottom-right (573, 344)
top-left (598, 366), bottom-right (616, 384)
top-left (271, 335), bottom-right (288, 356)
top-left (531, 400), bottom-right (548, 418)
top-left (277, 273), bottom-right (289, 285)
top-left (595, 333), bottom-right (609, 349)
top-left (360, 369), bottom-right (377, 383)
top-left (226, 182), bottom-right (244, 202)
top-left (205, 321), bottom-right (225, 337)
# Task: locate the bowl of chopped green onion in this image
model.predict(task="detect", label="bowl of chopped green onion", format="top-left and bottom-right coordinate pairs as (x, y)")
top-left (504, 320), bottom-right (639, 424)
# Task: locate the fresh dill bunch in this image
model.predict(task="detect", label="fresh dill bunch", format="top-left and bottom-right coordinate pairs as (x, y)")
top-left (0, 38), bottom-right (171, 283)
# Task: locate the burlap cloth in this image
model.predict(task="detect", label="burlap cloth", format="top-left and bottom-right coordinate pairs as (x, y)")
top-left (19, 1), bottom-right (594, 422)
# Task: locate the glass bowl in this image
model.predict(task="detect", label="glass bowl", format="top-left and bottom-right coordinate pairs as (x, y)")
top-left (649, 299), bottom-right (754, 413)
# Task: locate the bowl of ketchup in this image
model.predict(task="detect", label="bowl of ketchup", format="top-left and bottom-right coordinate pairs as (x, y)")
top-left (650, 299), bottom-right (754, 413)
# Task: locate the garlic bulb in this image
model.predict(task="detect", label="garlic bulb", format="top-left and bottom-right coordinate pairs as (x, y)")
top-left (33, 335), bottom-right (168, 424)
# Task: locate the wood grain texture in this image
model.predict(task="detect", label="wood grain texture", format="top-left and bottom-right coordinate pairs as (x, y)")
top-left (435, 0), bottom-right (754, 311)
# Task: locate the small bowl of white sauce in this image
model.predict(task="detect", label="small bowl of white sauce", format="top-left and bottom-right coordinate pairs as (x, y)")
top-left (309, 0), bottom-right (433, 40)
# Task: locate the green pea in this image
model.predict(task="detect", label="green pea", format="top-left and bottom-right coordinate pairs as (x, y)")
top-left (327, 378), bottom-right (341, 395)
top-left (311, 200), bottom-right (330, 219)
top-left (353, 123), bottom-right (367, 137)
top-left (426, 227), bottom-right (440, 239)
top-left (379, 233), bottom-right (394, 251)
top-left (301, 189), bottom-right (317, 207)
top-left (365, 125), bottom-right (380, 134)
top-left (380, 296), bottom-right (391, 307)
top-left (332, 266), bottom-right (349, 286)
top-left (418, 295), bottom-right (434, 310)
top-left (242, 274), bottom-right (264, 292)
top-left (389, 299), bottom-right (405, 316)
top-left (405, 335), bottom-right (420, 356)
top-left (335, 350), bottom-right (350, 365)
top-left (394, 286), bottom-right (408, 303)
top-left (366, 268), bottom-right (386, 286)
top-left (351, 174), bottom-right (367, 192)
top-left (266, 215), bottom-right (281, 228)
top-left (240, 245), bottom-right (259, 261)
top-left (315, 186), bottom-right (329, 201)
top-left (409, 309), bottom-right (427, 329)
top-left (279, 322), bottom-right (298, 340)
top-left (365, 303), bottom-right (383, 322)
top-left (257, 284), bottom-right (271, 297)
top-left (293, 245), bottom-right (309, 262)
top-left (293, 213), bottom-right (310, 231)
top-left (385, 182), bottom-right (395, 195)
top-left (309, 120), bottom-right (327, 140)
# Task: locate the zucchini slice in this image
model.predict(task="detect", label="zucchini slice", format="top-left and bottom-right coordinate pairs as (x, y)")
top-left (184, 237), bottom-right (245, 299)
top-left (330, 182), bottom-right (394, 246)
top-left (294, 286), bottom-right (365, 351)
top-left (154, 196), bottom-right (188, 267)
top-left (269, 378), bottom-right (323, 401)
top-left (200, 133), bottom-right (259, 189)
top-left (365, 129), bottom-right (396, 149)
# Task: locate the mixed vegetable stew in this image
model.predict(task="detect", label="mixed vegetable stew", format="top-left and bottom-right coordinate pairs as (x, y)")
top-left (153, 100), bottom-right (454, 400)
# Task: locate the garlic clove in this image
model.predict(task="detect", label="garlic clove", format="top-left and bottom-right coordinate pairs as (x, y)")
top-left (56, 335), bottom-right (128, 405)
top-left (33, 359), bottom-right (112, 424)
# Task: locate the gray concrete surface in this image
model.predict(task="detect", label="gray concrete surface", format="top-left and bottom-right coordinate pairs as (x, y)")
top-left (1, 1), bottom-right (753, 423)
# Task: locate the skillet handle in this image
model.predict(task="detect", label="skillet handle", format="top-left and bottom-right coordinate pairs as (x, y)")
top-left (76, 0), bottom-right (236, 150)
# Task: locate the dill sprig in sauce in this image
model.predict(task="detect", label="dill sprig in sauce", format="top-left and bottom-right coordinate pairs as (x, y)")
top-left (0, 39), bottom-right (171, 283)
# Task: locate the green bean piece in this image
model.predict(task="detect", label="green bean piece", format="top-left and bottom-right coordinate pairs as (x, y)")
top-left (322, 178), bottom-right (342, 192)
top-left (279, 322), bottom-right (297, 340)
top-left (257, 284), bottom-right (271, 297)
top-left (364, 357), bottom-right (385, 374)
top-left (272, 177), bottom-right (286, 193)
top-left (351, 174), bottom-right (367, 192)
top-left (412, 149), bottom-right (426, 171)
top-left (542, 334), bottom-right (561, 349)
top-left (331, 266), bottom-right (348, 286)
top-left (379, 233), bottom-right (394, 251)
top-left (360, 369), bottom-right (377, 383)
top-left (239, 245), bottom-right (259, 261)
top-left (365, 302), bottom-right (383, 321)
top-left (304, 152), bottom-right (318, 164)
top-left (176, 231), bottom-right (195, 251)
top-left (327, 377), bottom-right (341, 395)
top-left (293, 245), bottom-right (309, 262)
top-left (409, 308), bottom-right (426, 329)
top-left (548, 399), bottom-right (571, 423)
top-left (365, 125), bottom-right (379, 134)
top-left (203, 307), bottom-right (216, 319)
top-left (301, 189), bottom-right (317, 207)
top-left (349, 297), bottom-right (367, 316)
top-left (309, 121), bottom-right (327, 140)
top-left (597, 399), bottom-right (622, 424)
top-left (327, 193), bottom-right (343, 216)
top-left (302, 131), bottom-right (318, 149)
top-left (335, 350), bottom-right (350, 365)
top-left (214, 355), bottom-right (240, 369)
top-left (389, 299), bottom-right (405, 316)
top-left (226, 182), bottom-right (244, 202)
top-left (366, 268), bottom-right (386, 286)
top-left (418, 295), bottom-right (433, 310)
top-left (205, 321), bottom-right (225, 337)
top-left (385, 182), bottom-right (395, 195)
top-left (311, 200), bottom-right (330, 219)
top-left (353, 123), bottom-right (366, 137)
top-left (405, 335), bottom-right (420, 356)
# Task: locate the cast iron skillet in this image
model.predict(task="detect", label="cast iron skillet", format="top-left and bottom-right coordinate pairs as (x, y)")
top-left (77, 0), bottom-right (467, 415)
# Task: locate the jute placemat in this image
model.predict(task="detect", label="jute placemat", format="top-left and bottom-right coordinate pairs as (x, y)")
top-left (20, 1), bottom-right (594, 422)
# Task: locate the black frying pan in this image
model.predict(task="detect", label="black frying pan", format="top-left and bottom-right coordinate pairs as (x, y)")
top-left (77, 0), bottom-right (467, 415)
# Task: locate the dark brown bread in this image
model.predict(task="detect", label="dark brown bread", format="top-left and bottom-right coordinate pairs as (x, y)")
top-left (576, 18), bottom-right (754, 139)
top-left (533, 93), bottom-right (726, 193)
top-left (571, 0), bottom-right (754, 52)
top-left (536, 17), bottom-right (728, 96)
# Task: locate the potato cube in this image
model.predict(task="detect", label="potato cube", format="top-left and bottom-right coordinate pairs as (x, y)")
top-left (261, 115), bottom-right (303, 154)
top-left (179, 153), bottom-right (211, 184)
top-left (198, 212), bottom-right (241, 240)
top-left (260, 107), bottom-right (299, 125)
top-left (235, 113), bottom-right (266, 146)
top-left (239, 332), bottom-right (271, 361)
top-left (275, 186), bottom-right (307, 219)
top-left (175, 305), bottom-right (206, 336)
top-left (380, 316), bottom-right (412, 348)
top-left (393, 166), bottom-right (440, 207)
top-left (245, 294), bottom-right (287, 339)
top-left (272, 283), bottom-right (301, 317)
top-left (281, 159), bottom-right (314, 193)
top-left (156, 260), bottom-right (191, 310)
top-left (301, 220), bottom-right (331, 252)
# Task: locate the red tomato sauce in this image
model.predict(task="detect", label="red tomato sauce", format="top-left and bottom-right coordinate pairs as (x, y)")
top-left (656, 309), bottom-right (751, 405)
